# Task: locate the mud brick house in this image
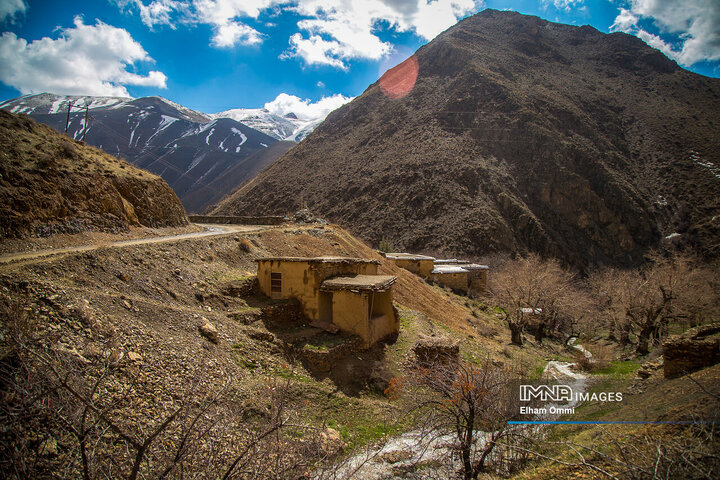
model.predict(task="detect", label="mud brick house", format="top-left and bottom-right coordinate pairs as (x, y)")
top-left (255, 257), bottom-right (398, 347)
top-left (384, 253), bottom-right (435, 277)
top-left (386, 252), bottom-right (488, 294)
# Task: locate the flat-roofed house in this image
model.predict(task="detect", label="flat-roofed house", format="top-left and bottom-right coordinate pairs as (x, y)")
top-left (255, 257), bottom-right (398, 347)
top-left (430, 262), bottom-right (489, 294)
top-left (384, 253), bottom-right (436, 277)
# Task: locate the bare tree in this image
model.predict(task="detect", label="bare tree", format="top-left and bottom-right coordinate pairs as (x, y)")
top-left (589, 253), bottom-right (716, 355)
top-left (587, 267), bottom-right (635, 344)
top-left (388, 356), bottom-right (519, 479)
top-left (487, 254), bottom-right (578, 346)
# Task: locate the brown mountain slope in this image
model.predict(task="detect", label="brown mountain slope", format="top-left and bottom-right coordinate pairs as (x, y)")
top-left (185, 140), bottom-right (296, 214)
top-left (213, 9), bottom-right (720, 266)
top-left (0, 111), bottom-right (188, 238)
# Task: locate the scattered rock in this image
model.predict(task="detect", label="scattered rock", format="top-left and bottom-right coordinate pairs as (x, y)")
top-left (199, 319), bottom-right (219, 343)
top-left (380, 449), bottom-right (413, 464)
top-left (244, 328), bottom-right (275, 343)
top-left (128, 351), bottom-right (142, 362)
top-left (292, 208), bottom-right (327, 225)
top-left (318, 427), bottom-right (344, 456)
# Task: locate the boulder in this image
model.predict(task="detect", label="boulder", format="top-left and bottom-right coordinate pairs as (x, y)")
top-left (413, 334), bottom-right (460, 365)
top-left (318, 427), bottom-right (344, 456)
top-left (663, 324), bottom-right (720, 378)
top-left (199, 319), bottom-right (219, 343)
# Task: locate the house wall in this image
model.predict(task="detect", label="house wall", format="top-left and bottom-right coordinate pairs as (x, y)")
top-left (331, 290), bottom-right (370, 343)
top-left (468, 270), bottom-right (487, 293)
top-left (430, 271), bottom-right (469, 292)
top-left (392, 258), bottom-right (434, 277)
top-left (368, 289), bottom-right (398, 346)
top-left (256, 260), bottom-right (378, 321)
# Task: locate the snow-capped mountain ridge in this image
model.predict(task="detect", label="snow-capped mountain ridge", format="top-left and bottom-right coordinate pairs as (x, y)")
top-left (208, 107), bottom-right (317, 141)
top-left (0, 93), bottom-right (323, 142)
top-left (0, 93), bottom-right (288, 213)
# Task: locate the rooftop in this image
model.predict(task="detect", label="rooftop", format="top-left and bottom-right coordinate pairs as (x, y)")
top-left (431, 265), bottom-right (469, 274)
top-left (256, 256), bottom-right (380, 265)
top-left (320, 274), bottom-right (397, 291)
top-left (434, 259), bottom-right (469, 265)
top-left (462, 264), bottom-right (489, 270)
top-left (385, 252), bottom-right (436, 261)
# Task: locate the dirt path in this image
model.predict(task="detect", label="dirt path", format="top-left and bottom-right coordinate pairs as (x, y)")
top-left (0, 223), bottom-right (268, 266)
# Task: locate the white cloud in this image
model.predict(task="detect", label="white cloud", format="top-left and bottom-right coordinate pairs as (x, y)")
top-left (284, 0), bottom-right (479, 68)
top-left (211, 20), bottom-right (263, 47)
top-left (0, 0), bottom-right (28, 23)
top-left (116, 1), bottom-right (483, 67)
top-left (113, 0), bottom-right (185, 28)
top-left (0, 17), bottom-right (167, 96)
top-left (0, 0), bottom-right (26, 23)
top-left (542, 0), bottom-right (584, 13)
top-left (264, 92), bottom-right (353, 122)
top-left (610, 0), bottom-right (720, 66)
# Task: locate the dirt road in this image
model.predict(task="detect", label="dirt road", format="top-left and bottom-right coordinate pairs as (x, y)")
top-left (0, 224), bottom-right (267, 266)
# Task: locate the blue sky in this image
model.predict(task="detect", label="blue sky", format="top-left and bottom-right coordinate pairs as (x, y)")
top-left (0, 0), bottom-right (718, 119)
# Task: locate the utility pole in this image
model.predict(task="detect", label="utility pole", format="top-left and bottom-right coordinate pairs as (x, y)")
top-left (81, 106), bottom-right (89, 142)
top-left (64, 100), bottom-right (74, 134)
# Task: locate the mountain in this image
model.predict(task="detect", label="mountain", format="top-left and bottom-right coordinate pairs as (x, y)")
top-left (212, 9), bottom-right (720, 267)
top-left (0, 110), bottom-right (187, 238)
top-left (208, 108), bottom-right (319, 141)
top-left (0, 94), bottom-right (283, 213)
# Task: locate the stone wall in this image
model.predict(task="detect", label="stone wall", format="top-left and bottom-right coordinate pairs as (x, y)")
top-left (189, 215), bottom-right (285, 225)
top-left (663, 323), bottom-right (720, 378)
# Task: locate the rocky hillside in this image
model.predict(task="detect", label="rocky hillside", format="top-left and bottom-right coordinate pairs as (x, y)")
top-left (0, 222), bottom-right (550, 477)
top-left (0, 110), bottom-right (187, 238)
top-left (0, 94), bottom-right (282, 213)
top-left (214, 9), bottom-right (720, 266)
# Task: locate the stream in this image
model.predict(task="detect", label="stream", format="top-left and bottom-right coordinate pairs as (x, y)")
top-left (329, 339), bottom-right (591, 479)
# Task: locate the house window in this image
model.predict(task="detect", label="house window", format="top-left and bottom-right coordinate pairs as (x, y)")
top-left (270, 272), bottom-right (282, 293)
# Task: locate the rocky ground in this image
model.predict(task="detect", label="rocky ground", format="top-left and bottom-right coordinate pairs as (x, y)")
top-left (0, 223), bottom-right (567, 478)
top-left (1, 222), bottom-right (717, 478)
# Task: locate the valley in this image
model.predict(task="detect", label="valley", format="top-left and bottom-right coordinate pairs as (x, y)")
top-left (1, 6), bottom-right (719, 480)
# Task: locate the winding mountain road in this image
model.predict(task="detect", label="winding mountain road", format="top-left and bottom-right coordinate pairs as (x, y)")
top-left (0, 224), bottom-right (268, 266)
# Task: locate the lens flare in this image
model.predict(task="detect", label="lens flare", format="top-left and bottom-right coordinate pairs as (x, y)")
top-left (379, 54), bottom-right (419, 100)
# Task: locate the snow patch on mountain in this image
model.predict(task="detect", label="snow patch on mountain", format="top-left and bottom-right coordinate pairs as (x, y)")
top-left (209, 108), bottom-right (320, 142)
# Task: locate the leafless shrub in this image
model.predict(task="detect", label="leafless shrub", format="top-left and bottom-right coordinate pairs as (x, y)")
top-left (0, 306), bottom-right (328, 479)
top-left (503, 421), bottom-right (720, 480)
top-left (574, 342), bottom-right (611, 372)
top-left (387, 356), bottom-right (523, 479)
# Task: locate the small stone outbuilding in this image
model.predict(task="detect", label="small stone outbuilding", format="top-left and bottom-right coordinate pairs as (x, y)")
top-left (385, 252), bottom-right (488, 294)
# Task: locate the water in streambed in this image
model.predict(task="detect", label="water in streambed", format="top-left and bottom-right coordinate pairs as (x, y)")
top-left (325, 340), bottom-right (592, 479)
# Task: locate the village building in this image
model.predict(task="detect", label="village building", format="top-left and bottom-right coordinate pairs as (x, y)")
top-left (384, 252), bottom-right (436, 277)
top-left (385, 252), bottom-right (488, 294)
top-left (255, 257), bottom-right (398, 347)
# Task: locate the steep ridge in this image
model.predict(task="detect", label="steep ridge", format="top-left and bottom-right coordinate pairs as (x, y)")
top-left (0, 94), bottom-right (279, 213)
top-left (0, 110), bottom-right (187, 238)
top-left (214, 9), bottom-right (720, 266)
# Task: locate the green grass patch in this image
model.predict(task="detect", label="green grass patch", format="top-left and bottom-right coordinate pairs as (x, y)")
top-left (594, 360), bottom-right (642, 376)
